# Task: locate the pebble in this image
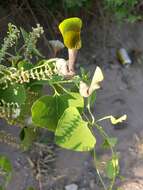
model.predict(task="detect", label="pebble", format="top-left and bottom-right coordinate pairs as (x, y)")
top-left (89, 179), bottom-right (99, 189)
top-left (65, 184), bottom-right (78, 190)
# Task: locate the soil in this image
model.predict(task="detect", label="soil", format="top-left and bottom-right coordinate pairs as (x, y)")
top-left (1, 5), bottom-right (143, 190)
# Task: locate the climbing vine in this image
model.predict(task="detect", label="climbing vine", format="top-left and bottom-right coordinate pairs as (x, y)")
top-left (0, 18), bottom-right (127, 190)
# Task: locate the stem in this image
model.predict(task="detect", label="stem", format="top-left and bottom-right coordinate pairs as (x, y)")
top-left (94, 122), bottom-right (114, 155)
top-left (51, 84), bottom-right (59, 95)
top-left (93, 148), bottom-right (108, 190)
top-left (68, 49), bottom-right (78, 72)
top-left (108, 176), bottom-right (115, 190)
top-left (87, 97), bottom-right (95, 125)
top-left (83, 112), bottom-right (107, 190)
top-left (37, 160), bottom-right (43, 190)
top-left (87, 104), bottom-right (95, 125)
top-left (5, 52), bottom-right (14, 57)
top-left (94, 122), bottom-right (117, 190)
top-left (51, 79), bottom-right (74, 84)
top-left (83, 109), bottom-right (117, 190)
top-left (56, 84), bottom-right (72, 95)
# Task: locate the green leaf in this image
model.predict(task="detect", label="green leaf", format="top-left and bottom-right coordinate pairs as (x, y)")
top-left (102, 137), bottom-right (117, 149)
top-left (65, 92), bottom-right (84, 112)
top-left (48, 75), bottom-right (64, 84)
top-left (20, 28), bottom-right (29, 42)
top-left (17, 60), bottom-right (33, 70)
top-left (87, 92), bottom-right (96, 107)
top-left (55, 107), bottom-right (96, 151)
top-left (20, 127), bottom-right (38, 150)
top-left (31, 92), bottom-right (84, 131)
top-left (106, 156), bottom-right (119, 179)
top-left (0, 84), bottom-right (26, 105)
top-left (80, 67), bottom-right (90, 83)
top-left (0, 186), bottom-right (5, 190)
top-left (29, 84), bottom-right (43, 94)
top-left (32, 95), bottom-right (64, 131)
top-left (26, 187), bottom-right (36, 190)
top-left (32, 48), bottom-right (44, 58)
top-left (0, 155), bottom-right (12, 173)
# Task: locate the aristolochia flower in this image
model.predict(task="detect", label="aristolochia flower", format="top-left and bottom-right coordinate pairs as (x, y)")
top-left (79, 81), bottom-right (89, 97)
top-left (79, 66), bottom-right (104, 97)
top-left (88, 66), bottom-right (104, 94)
top-left (59, 17), bottom-right (82, 49)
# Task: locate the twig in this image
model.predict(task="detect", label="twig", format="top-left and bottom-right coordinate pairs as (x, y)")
top-left (37, 159), bottom-right (43, 190)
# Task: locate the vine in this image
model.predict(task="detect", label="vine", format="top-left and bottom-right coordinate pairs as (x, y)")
top-left (0, 18), bottom-right (127, 190)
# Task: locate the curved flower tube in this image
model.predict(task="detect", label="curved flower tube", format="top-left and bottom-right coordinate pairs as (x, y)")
top-left (59, 17), bottom-right (82, 74)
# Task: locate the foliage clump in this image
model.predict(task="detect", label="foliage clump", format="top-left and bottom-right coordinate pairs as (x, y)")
top-left (104, 0), bottom-right (142, 23)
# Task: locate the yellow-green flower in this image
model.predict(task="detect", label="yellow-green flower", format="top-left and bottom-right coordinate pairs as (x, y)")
top-left (59, 17), bottom-right (82, 49)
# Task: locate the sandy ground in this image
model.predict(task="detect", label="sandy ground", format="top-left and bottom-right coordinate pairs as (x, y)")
top-left (1, 14), bottom-right (143, 190)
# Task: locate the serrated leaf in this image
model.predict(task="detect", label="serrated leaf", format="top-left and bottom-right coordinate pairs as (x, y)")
top-left (32, 48), bottom-right (44, 58)
top-left (20, 28), bottom-right (29, 42)
top-left (55, 107), bottom-right (96, 151)
top-left (31, 92), bottom-right (84, 131)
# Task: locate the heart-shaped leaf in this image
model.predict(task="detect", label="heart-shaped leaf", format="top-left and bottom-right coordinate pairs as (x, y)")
top-left (55, 107), bottom-right (96, 151)
top-left (31, 92), bottom-right (84, 131)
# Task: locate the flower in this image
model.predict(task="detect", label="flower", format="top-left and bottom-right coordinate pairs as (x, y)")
top-left (79, 81), bottom-right (89, 97)
top-left (59, 17), bottom-right (82, 49)
top-left (79, 66), bottom-right (104, 97)
top-left (88, 66), bottom-right (104, 94)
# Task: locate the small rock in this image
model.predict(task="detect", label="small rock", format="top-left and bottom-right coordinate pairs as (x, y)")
top-left (65, 184), bottom-right (78, 190)
top-left (89, 180), bottom-right (98, 189)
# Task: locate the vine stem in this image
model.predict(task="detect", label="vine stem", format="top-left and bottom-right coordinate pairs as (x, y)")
top-left (94, 122), bottom-right (114, 155)
top-left (93, 147), bottom-right (108, 190)
top-left (87, 102), bottom-right (95, 125)
top-left (83, 112), bottom-right (107, 190)
top-left (52, 79), bottom-right (74, 84)
top-left (56, 83), bottom-right (73, 95)
top-left (37, 159), bottom-right (43, 190)
top-left (94, 122), bottom-right (116, 190)
top-left (83, 103), bottom-right (117, 190)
